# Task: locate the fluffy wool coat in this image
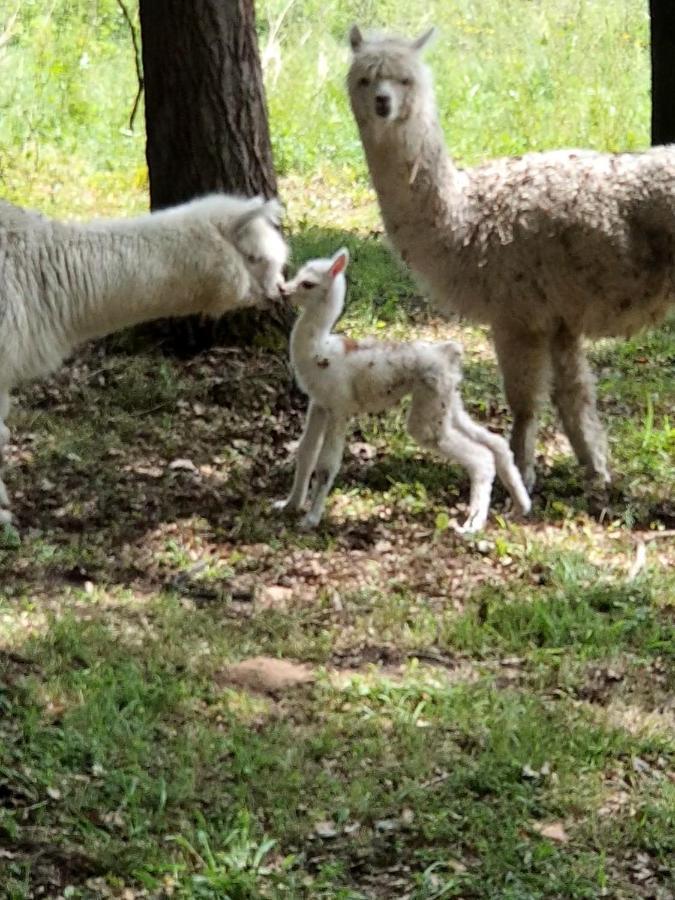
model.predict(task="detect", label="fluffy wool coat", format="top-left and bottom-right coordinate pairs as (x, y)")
top-left (348, 27), bottom-right (675, 490)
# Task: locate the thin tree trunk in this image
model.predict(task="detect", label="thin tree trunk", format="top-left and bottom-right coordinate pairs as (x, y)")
top-left (650, 0), bottom-right (675, 145)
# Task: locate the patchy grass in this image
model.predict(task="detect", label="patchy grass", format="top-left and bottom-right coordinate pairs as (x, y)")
top-left (1, 0), bottom-right (674, 896)
top-left (1, 260), bottom-right (673, 896)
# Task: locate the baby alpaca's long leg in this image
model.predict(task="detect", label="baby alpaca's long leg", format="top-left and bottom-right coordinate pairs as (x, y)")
top-left (408, 390), bottom-right (495, 533)
top-left (438, 428), bottom-right (496, 533)
top-left (274, 401), bottom-right (327, 512)
top-left (452, 404), bottom-right (531, 516)
top-left (301, 415), bottom-right (347, 530)
top-left (0, 393), bottom-right (12, 524)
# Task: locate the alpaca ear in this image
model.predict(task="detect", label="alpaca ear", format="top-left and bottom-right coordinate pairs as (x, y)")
top-left (329, 248), bottom-right (349, 278)
top-left (349, 25), bottom-right (364, 51)
top-left (411, 26), bottom-right (436, 52)
top-left (232, 197), bottom-right (266, 234)
top-left (263, 198), bottom-right (284, 227)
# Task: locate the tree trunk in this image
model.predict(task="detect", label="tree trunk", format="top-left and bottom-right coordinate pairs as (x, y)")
top-left (650, 0), bottom-right (675, 145)
top-left (138, 0), bottom-right (281, 353)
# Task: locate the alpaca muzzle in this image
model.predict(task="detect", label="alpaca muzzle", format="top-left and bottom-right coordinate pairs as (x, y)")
top-left (375, 94), bottom-right (392, 118)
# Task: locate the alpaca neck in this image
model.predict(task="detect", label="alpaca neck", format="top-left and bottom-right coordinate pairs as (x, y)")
top-left (55, 227), bottom-right (207, 345)
top-left (290, 278), bottom-right (345, 363)
top-left (360, 96), bottom-right (466, 248)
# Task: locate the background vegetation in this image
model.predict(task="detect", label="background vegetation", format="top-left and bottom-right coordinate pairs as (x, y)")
top-left (0, 0), bottom-right (651, 217)
top-left (1, 1), bottom-right (673, 898)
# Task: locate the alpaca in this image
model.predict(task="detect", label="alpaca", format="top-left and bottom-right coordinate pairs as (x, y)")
top-left (274, 248), bottom-right (531, 532)
top-left (347, 26), bottom-right (675, 492)
top-left (0, 194), bottom-right (289, 524)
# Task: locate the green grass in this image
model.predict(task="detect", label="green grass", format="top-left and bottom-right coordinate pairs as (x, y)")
top-left (1, 326), bottom-right (673, 897)
top-left (1, 0), bottom-right (675, 896)
top-left (0, 0), bottom-right (651, 217)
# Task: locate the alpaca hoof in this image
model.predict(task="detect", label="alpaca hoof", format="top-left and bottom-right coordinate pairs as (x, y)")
top-left (456, 511), bottom-right (487, 535)
top-left (516, 495), bottom-right (532, 517)
top-left (521, 468), bottom-right (536, 494)
top-left (272, 498), bottom-right (290, 512)
top-left (299, 513), bottom-right (320, 531)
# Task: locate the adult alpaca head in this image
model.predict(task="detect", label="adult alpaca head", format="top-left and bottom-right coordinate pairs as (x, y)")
top-left (347, 25), bottom-right (436, 142)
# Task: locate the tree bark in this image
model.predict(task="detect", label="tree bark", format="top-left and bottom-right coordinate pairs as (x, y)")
top-left (140, 0), bottom-right (276, 207)
top-left (650, 0), bottom-right (675, 145)
top-left (138, 0), bottom-right (281, 353)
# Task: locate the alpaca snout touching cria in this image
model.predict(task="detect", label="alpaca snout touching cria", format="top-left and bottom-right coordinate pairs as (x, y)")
top-left (275, 249), bottom-right (530, 533)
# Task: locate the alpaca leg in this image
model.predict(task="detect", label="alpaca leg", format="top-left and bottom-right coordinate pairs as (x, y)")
top-left (493, 326), bottom-right (551, 492)
top-left (452, 404), bottom-right (531, 516)
top-left (301, 416), bottom-right (347, 530)
top-left (550, 327), bottom-right (610, 486)
top-left (440, 429), bottom-right (496, 533)
top-left (274, 402), bottom-right (327, 512)
top-left (0, 393), bottom-right (11, 524)
top-left (408, 392), bottom-right (496, 533)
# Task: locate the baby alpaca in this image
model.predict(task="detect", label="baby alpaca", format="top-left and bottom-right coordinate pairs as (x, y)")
top-left (275, 249), bottom-right (531, 532)
top-left (348, 26), bottom-right (675, 492)
top-left (0, 194), bottom-right (289, 524)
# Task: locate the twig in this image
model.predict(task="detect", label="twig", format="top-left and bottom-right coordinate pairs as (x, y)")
top-left (627, 530), bottom-right (674, 580)
top-left (0, 5), bottom-right (20, 51)
top-left (628, 539), bottom-right (647, 580)
top-left (640, 529), bottom-right (675, 542)
top-left (115, 0), bottom-right (144, 132)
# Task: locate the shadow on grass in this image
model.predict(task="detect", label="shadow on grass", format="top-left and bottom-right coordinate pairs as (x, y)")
top-left (1, 228), bottom-right (673, 597)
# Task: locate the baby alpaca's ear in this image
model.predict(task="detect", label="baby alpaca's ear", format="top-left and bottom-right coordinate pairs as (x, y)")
top-left (329, 248), bottom-right (350, 278)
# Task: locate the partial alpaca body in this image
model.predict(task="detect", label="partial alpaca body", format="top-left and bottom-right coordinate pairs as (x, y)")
top-left (347, 26), bottom-right (675, 492)
top-left (275, 249), bottom-right (530, 532)
top-left (0, 194), bottom-right (289, 524)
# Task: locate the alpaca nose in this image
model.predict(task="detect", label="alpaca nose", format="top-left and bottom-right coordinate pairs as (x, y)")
top-left (375, 94), bottom-right (391, 118)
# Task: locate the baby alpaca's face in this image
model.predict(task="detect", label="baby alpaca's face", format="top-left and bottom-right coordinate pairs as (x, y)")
top-left (282, 251), bottom-right (349, 309)
top-left (282, 260), bottom-right (332, 309)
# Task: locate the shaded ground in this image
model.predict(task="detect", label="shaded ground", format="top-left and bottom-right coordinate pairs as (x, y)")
top-left (0, 242), bottom-right (674, 898)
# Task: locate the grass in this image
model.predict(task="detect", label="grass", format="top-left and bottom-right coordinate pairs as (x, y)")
top-left (1, 0), bottom-right (675, 896)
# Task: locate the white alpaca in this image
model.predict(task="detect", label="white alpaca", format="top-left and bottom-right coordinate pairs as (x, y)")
top-left (275, 249), bottom-right (531, 532)
top-left (0, 194), bottom-right (289, 523)
top-left (347, 26), bottom-right (675, 492)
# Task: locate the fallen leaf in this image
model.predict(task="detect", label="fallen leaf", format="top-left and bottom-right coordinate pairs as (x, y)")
top-left (169, 458), bottom-right (197, 472)
top-left (533, 821), bottom-right (569, 843)
top-left (349, 441), bottom-right (377, 461)
top-left (215, 657), bottom-right (315, 694)
top-left (256, 584), bottom-right (294, 610)
top-left (314, 820), bottom-right (338, 839)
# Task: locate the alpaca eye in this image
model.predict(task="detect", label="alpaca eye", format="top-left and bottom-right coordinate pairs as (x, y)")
top-left (300, 280), bottom-right (316, 290)
top-left (358, 76), bottom-right (370, 87)
top-left (401, 77), bottom-right (412, 86)
top-left (246, 254), bottom-right (260, 264)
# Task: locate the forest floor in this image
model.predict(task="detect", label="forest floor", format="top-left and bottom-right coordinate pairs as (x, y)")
top-left (1, 217), bottom-right (674, 898)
